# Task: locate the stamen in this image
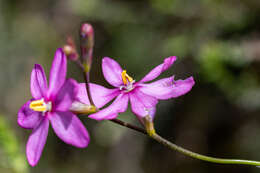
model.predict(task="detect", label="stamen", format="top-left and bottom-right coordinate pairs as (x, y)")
top-left (122, 70), bottom-right (127, 85)
top-left (121, 70), bottom-right (133, 85)
top-left (30, 99), bottom-right (44, 107)
top-left (126, 73), bottom-right (133, 82)
top-left (29, 99), bottom-right (51, 112)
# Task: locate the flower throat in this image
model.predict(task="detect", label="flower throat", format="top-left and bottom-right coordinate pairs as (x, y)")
top-left (120, 70), bottom-right (135, 92)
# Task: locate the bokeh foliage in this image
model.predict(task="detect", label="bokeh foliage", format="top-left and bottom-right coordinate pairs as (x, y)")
top-left (1, 0), bottom-right (260, 172)
top-left (0, 115), bottom-right (28, 173)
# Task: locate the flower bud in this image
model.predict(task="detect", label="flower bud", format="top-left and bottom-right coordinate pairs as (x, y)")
top-left (63, 37), bottom-right (79, 61)
top-left (80, 23), bottom-right (94, 72)
top-left (80, 23), bottom-right (94, 40)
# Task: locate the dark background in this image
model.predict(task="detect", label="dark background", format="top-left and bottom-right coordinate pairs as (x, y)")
top-left (1, 0), bottom-right (260, 172)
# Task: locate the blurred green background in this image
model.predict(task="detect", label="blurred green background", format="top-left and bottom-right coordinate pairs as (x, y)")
top-left (1, 0), bottom-right (260, 172)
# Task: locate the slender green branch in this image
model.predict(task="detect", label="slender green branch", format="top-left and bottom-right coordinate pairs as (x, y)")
top-left (150, 132), bottom-right (260, 166)
top-left (73, 98), bottom-right (260, 166)
top-left (109, 119), bottom-right (147, 135)
top-left (82, 71), bottom-right (95, 106)
top-left (140, 115), bottom-right (260, 167)
top-left (111, 117), bottom-right (260, 166)
top-left (75, 58), bottom-right (95, 106)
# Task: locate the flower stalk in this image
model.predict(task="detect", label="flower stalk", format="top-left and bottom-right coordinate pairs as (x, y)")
top-left (82, 72), bottom-right (95, 106)
top-left (115, 114), bottom-right (260, 167)
top-left (110, 119), bottom-right (147, 135)
top-left (70, 101), bottom-right (260, 167)
top-left (149, 133), bottom-right (260, 166)
top-left (79, 23), bottom-right (95, 106)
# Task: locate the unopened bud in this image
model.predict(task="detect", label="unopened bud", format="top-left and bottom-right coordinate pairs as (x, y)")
top-left (63, 37), bottom-right (79, 61)
top-left (81, 23), bottom-right (94, 39)
top-left (80, 23), bottom-right (94, 72)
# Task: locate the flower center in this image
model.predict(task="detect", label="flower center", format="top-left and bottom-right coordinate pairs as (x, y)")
top-left (29, 98), bottom-right (52, 113)
top-left (120, 70), bottom-right (135, 92)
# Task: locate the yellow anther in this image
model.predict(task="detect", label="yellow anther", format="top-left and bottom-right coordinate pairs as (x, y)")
top-left (122, 70), bottom-right (127, 85)
top-left (121, 70), bottom-right (133, 85)
top-left (29, 99), bottom-right (47, 112)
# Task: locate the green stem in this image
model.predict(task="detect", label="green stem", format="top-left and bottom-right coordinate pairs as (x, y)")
top-left (150, 132), bottom-right (260, 166)
top-left (78, 109), bottom-right (260, 166)
top-left (141, 115), bottom-right (260, 166)
top-left (109, 119), bottom-right (147, 135)
top-left (76, 56), bottom-right (95, 106)
top-left (83, 70), bottom-right (95, 106)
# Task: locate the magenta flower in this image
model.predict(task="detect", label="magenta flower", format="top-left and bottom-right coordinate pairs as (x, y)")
top-left (18, 48), bottom-right (89, 166)
top-left (77, 56), bottom-right (195, 121)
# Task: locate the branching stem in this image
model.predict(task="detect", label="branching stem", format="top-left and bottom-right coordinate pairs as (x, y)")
top-left (109, 117), bottom-right (260, 167)
top-left (109, 119), bottom-right (147, 135)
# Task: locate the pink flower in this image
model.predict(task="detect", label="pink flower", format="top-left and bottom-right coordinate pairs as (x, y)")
top-left (18, 48), bottom-right (89, 166)
top-left (77, 56), bottom-right (195, 121)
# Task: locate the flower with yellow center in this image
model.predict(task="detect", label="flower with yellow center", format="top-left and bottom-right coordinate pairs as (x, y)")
top-left (18, 48), bottom-right (90, 167)
top-left (84, 56), bottom-right (195, 121)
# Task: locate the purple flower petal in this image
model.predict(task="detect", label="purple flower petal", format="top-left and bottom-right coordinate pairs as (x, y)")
top-left (88, 94), bottom-right (129, 120)
top-left (139, 56), bottom-right (177, 83)
top-left (18, 100), bottom-right (43, 129)
top-left (139, 76), bottom-right (195, 99)
top-left (30, 64), bottom-right (48, 99)
top-left (54, 79), bottom-right (78, 111)
top-left (26, 118), bottom-right (49, 167)
top-left (129, 89), bottom-right (158, 118)
top-left (49, 111), bottom-right (90, 148)
top-left (76, 83), bottom-right (119, 108)
top-left (102, 57), bottom-right (124, 87)
top-left (48, 48), bottom-right (67, 99)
